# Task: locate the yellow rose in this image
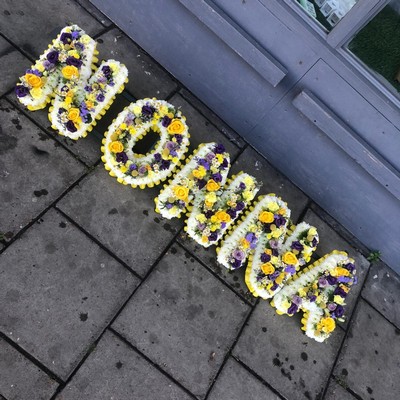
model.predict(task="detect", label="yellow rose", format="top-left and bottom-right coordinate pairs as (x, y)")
top-left (173, 185), bottom-right (189, 201)
top-left (267, 202), bottom-right (280, 212)
top-left (331, 267), bottom-right (350, 277)
top-left (109, 141), bottom-right (124, 153)
top-left (215, 211), bottom-right (231, 223)
top-left (261, 262), bottom-right (275, 275)
top-left (30, 87), bottom-right (43, 99)
top-left (275, 273), bottom-right (285, 285)
top-left (192, 166), bottom-right (206, 179)
top-left (258, 211), bottom-right (274, 224)
top-left (67, 108), bottom-right (81, 122)
top-left (205, 192), bottom-right (217, 204)
top-left (167, 119), bottom-right (185, 134)
top-left (282, 251), bottom-right (298, 265)
top-left (240, 238), bottom-right (250, 249)
top-left (319, 317), bottom-right (336, 333)
top-left (206, 179), bottom-right (220, 192)
top-left (25, 73), bottom-right (42, 88)
top-left (62, 65), bottom-right (79, 80)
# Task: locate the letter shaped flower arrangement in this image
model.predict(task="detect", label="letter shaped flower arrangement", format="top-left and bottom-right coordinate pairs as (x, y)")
top-left (16, 26), bottom-right (357, 343)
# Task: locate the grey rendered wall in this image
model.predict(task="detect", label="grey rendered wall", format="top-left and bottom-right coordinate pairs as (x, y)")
top-left (90, 0), bottom-right (400, 272)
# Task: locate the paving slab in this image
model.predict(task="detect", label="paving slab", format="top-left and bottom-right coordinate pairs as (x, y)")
top-left (57, 165), bottom-right (182, 277)
top-left (233, 301), bottom-right (344, 400)
top-left (0, 208), bottom-right (139, 380)
top-left (113, 245), bottom-right (250, 398)
top-left (75, 0), bottom-right (112, 26)
top-left (178, 232), bottom-right (256, 305)
top-left (229, 146), bottom-right (309, 221)
top-left (179, 88), bottom-right (246, 148)
top-left (169, 93), bottom-right (240, 159)
top-left (303, 209), bottom-right (370, 328)
top-left (96, 28), bottom-right (177, 99)
top-left (7, 95), bottom-right (103, 167)
top-left (0, 0), bottom-right (104, 59)
top-left (324, 379), bottom-right (355, 400)
top-left (362, 261), bottom-right (400, 329)
top-left (0, 337), bottom-right (58, 400)
top-left (0, 37), bottom-right (29, 97)
top-left (0, 99), bottom-right (86, 240)
top-left (208, 357), bottom-right (280, 400)
top-left (55, 330), bottom-right (193, 400)
top-left (334, 300), bottom-right (400, 400)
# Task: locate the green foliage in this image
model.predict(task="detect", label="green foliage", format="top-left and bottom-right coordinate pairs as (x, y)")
top-left (367, 250), bottom-right (381, 262)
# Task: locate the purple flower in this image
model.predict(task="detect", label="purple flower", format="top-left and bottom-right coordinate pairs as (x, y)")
top-left (129, 164), bottom-right (137, 171)
top-left (271, 282), bottom-right (279, 291)
top-left (233, 249), bottom-right (246, 261)
top-left (162, 115), bottom-right (172, 127)
top-left (344, 263), bottom-right (355, 273)
top-left (260, 253), bottom-right (271, 263)
top-left (292, 295), bottom-right (302, 305)
top-left (285, 265), bottom-right (296, 275)
top-left (274, 215), bottom-right (286, 227)
top-left (102, 65), bottom-right (112, 78)
top-left (231, 259), bottom-right (242, 270)
top-left (71, 31), bottom-right (80, 40)
top-left (272, 248), bottom-right (279, 257)
top-left (221, 159), bottom-right (229, 169)
top-left (142, 105), bottom-right (155, 117)
top-left (221, 222), bottom-right (227, 229)
top-left (327, 303), bottom-right (337, 311)
top-left (60, 32), bottom-right (72, 44)
top-left (353, 276), bottom-right (358, 285)
top-left (245, 233), bottom-right (255, 243)
top-left (138, 165), bottom-right (148, 175)
top-left (209, 232), bottom-right (218, 242)
top-left (318, 277), bottom-right (328, 287)
top-left (66, 120), bottom-right (77, 133)
top-left (291, 241), bottom-right (304, 252)
top-left (269, 240), bottom-right (279, 249)
top-left (15, 85), bottom-right (29, 97)
top-left (239, 182), bottom-right (246, 190)
top-left (66, 56), bottom-right (83, 68)
top-left (334, 286), bottom-right (347, 298)
top-left (311, 238), bottom-right (319, 247)
top-left (198, 159), bottom-right (210, 170)
top-left (308, 294), bottom-right (317, 302)
top-left (84, 85), bottom-right (92, 93)
top-left (160, 160), bottom-right (171, 170)
top-left (43, 60), bottom-right (55, 70)
top-left (287, 303), bottom-right (298, 315)
top-left (125, 113), bottom-right (134, 125)
top-left (154, 153), bottom-right (162, 162)
top-left (236, 202), bottom-right (245, 211)
top-left (46, 50), bottom-right (59, 64)
top-left (214, 143), bottom-right (225, 154)
top-left (26, 69), bottom-right (41, 76)
top-left (197, 223), bottom-right (206, 230)
top-left (197, 179), bottom-right (206, 190)
top-left (116, 152), bottom-right (128, 164)
top-left (166, 141), bottom-right (176, 151)
top-left (175, 134), bottom-right (183, 144)
top-left (212, 172), bottom-right (222, 183)
top-left (335, 305), bottom-right (344, 318)
top-left (96, 93), bottom-right (105, 102)
top-left (327, 275), bottom-right (338, 285)
top-left (270, 271), bottom-right (280, 280)
top-left (166, 203), bottom-right (173, 209)
top-left (227, 209), bottom-right (237, 219)
top-left (205, 210), bottom-right (214, 219)
top-left (338, 276), bottom-right (351, 283)
top-left (206, 152), bottom-right (215, 163)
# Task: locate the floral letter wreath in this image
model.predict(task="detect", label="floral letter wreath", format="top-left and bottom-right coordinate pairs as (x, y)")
top-left (102, 99), bottom-right (190, 188)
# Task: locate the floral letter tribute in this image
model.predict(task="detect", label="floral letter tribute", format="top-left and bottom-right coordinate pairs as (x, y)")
top-left (17, 25), bottom-right (357, 343)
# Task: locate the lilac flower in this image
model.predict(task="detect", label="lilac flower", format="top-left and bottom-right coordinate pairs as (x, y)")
top-left (269, 240), bottom-right (279, 249)
top-left (291, 241), bottom-right (304, 252)
top-left (198, 159), bottom-right (210, 170)
top-left (205, 152), bottom-right (215, 163)
top-left (162, 115), bottom-right (172, 127)
top-left (96, 93), bottom-right (105, 102)
top-left (71, 31), bottom-right (80, 40)
top-left (60, 32), bottom-right (72, 44)
top-left (233, 249), bottom-right (246, 261)
top-left (274, 215), bottom-right (286, 227)
top-left (318, 277), bottom-right (328, 287)
top-left (214, 143), bottom-right (225, 154)
top-left (221, 222), bottom-right (227, 229)
top-left (46, 50), bottom-right (59, 64)
top-left (166, 141), bottom-right (175, 151)
top-left (287, 303), bottom-right (298, 315)
top-left (26, 69), bottom-right (41, 76)
top-left (15, 85), bottom-right (29, 97)
top-left (245, 233), bottom-right (255, 243)
top-left (43, 61), bottom-right (55, 70)
top-left (129, 164), bottom-right (137, 171)
top-left (197, 223), bottom-right (206, 230)
top-left (125, 113), bottom-right (134, 125)
top-left (285, 265), bottom-right (296, 274)
top-left (66, 120), bottom-right (77, 133)
top-left (292, 295), bottom-right (302, 305)
top-left (116, 152), bottom-right (128, 164)
top-left (327, 303), bottom-right (337, 311)
top-left (166, 203), bottom-right (173, 209)
top-left (338, 276), bottom-right (351, 283)
top-left (353, 276), bottom-right (358, 285)
top-left (260, 253), bottom-right (271, 263)
top-left (138, 165), bottom-right (148, 175)
top-left (66, 56), bottom-right (83, 68)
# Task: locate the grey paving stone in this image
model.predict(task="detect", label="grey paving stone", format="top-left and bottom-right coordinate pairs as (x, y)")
top-left (0, 208), bottom-right (139, 380)
top-left (179, 88), bottom-right (246, 149)
top-left (208, 357), bottom-right (280, 400)
top-left (0, 99), bottom-right (86, 240)
top-left (113, 245), bottom-right (250, 398)
top-left (55, 330), bottom-right (193, 400)
top-left (233, 301), bottom-right (344, 400)
top-left (178, 232), bottom-right (256, 305)
top-left (0, 0), bottom-right (104, 59)
top-left (334, 300), bottom-right (400, 400)
top-left (0, 37), bottom-right (29, 97)
top-left (170, 93), bottom-right (240, 159)
top-left (325, 379), bottom-right (355, 400)
top-left (303, 209), bottom-right (370, 328)
top-left (75, 0), bottom-right (112, 26)
top-left (362, 261), bottom-right (400, 329)
top-left (96, 28), bottom-right (177, 99)
top-left (57, 165), bottom-right (182, 277)
top-left (0, 337), bottom-right (58, 400)
top-left (7, 95), bottom-right (102, 166)
top-left (229, 146), bottom-right (308, 221)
